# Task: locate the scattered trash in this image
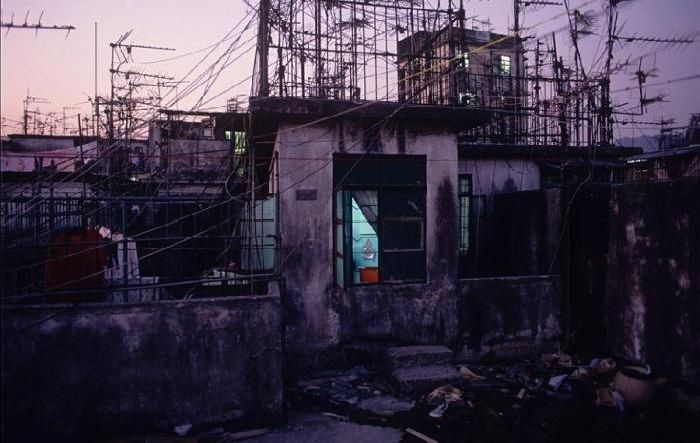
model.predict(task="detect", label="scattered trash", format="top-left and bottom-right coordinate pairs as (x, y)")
top-left (460, 366), bottom-right (486, 382)
top-left (542, 353), bottom-right (573, 368)
top-left (426, 384), bottom-right (463, 418)
top-left (548, 374), bottom-right (568, 389)
top-left (429, 401), bottom-right (450, 418)
top-left (286, 355), bottom-right (696, 442)
top-left (174, 424), bottom-right (192, 437)
top-left (405, 427), bottom-right (439, 443)
top-left (546, 373), bottom-right (573, 400)
top-left (558, 353), bottom-right (574, 367)
top-left (589, 358), bottom-right (616, 374)
top-left (568, 367), bottom-right (589, 380)
top-left (527, 378), bottom-right (544, 391)
top-left (426, 384), bottom-right (462, 404)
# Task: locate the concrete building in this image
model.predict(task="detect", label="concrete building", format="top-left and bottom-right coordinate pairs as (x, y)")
top-left (397, 28), bottom-right (524, 108)
top-left (624, 144), bottom-right (700, 181)
top-left (248, 97), bottom-right (565, 369)
top-left (1, 134), bottom-right (99, 175)
top-left (148, 110), bottom-right (246, 177)
top-left (3, 96), bottom-right (699, 442)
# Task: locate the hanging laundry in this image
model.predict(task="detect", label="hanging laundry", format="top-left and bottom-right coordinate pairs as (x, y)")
top-left (105, 233), bottom-right (140, 282)
top-left (43, 227), bottom-right (108, 302)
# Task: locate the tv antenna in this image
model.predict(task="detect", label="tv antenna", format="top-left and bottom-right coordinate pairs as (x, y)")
top-left (1, 11), bottom-right (75, 38)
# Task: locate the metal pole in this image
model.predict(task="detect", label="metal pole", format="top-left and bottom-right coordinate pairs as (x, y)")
top-left (94, 22), bottom-right (99, 138)
top-left (258, 0), bottom-right (271, 96)
top-left (315, 0), bottom-right (322, 97)
top-left (514, 0), bottom-right (521, 143)
top-left (23, 96), bottom-right (28, 135)
top-left (122, 203), bottom-right (129, 289)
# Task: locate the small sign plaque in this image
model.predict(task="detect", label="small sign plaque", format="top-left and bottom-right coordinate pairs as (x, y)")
top-left (296, 189), bottom-right (318, 201)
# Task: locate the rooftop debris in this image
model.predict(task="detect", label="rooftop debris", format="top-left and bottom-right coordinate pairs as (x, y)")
top-left (282, 353), bottom-right (700, 443)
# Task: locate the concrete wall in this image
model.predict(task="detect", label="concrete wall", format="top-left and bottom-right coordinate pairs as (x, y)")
top-left (167, 139), bottom-right (229, 172)
top-left (336, 282), bottom-right (459, 349)
top-left (480, 189), bottom-right (561, 277)
top-left (275, 120), bottom-right (459, 365)
top-left (2, 181), bottom-right (94, 198)
top-left (7, 136), bottom-right (76, 152)
top-left (2, 295), bottom-right (284, 441)
top-left (605, 178), bottom-right (700, 384)
top-left (458, 158), bottom-right (540, 196)
top-left (457, 275), bottom-right (562, 361)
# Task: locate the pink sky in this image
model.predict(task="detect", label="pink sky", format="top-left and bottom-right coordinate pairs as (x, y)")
top-left (1, 0), bottom-right (698, 140)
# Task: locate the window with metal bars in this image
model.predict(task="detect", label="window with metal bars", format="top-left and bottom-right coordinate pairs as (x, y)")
top-left (500, 55), bottom-right (512, 75)
top-left (333, 155), bottom-right (426, 286)
top-left (458, 174), bottom-right (472, 255)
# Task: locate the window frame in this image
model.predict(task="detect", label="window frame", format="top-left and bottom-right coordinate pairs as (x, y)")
top-left (456, 49), bottom-right (470, 69)
top-left (458, 92), bottom-right (478, 107)
top-left (458, 174), bottom-right (473, 256)
top-left (332, 155), bottom-right (427, 287)
top-left (381, 216), bottom-right (425, 253)
top-left (499, 54), bottom-right (512, 76)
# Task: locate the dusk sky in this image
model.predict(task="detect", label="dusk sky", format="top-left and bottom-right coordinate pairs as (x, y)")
top-left (1, 0), bottom-right (698, 141)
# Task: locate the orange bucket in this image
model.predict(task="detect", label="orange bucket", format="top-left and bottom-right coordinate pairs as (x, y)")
top-left (359, 267), bottom-right (379, 283)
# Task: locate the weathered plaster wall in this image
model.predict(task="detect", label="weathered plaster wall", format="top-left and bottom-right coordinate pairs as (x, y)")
top-left (2, 295), bottom-right (284, 441)
top-left (2, 181), bottom-right (95, 198)
top-left (168, 139), bottom-right (229, 172)
top-left (563, 185), bottom-right (611, 355)
top-left (336, 282), bottom-right (458, 348)
top-left (457, 275), bottom-right (561, 361)
top-left (275, 120), bottom-right (460, 366)
top-left (7, 136), bottom-right (76, 152)
top-left (458, 158), bottom-right (540, 196)
top-left (606, 178), bottom-right (700, 384)
top-left (478, 189), bottom-right (561, 277)
top-left (276, 124), bottom-right (339, 357)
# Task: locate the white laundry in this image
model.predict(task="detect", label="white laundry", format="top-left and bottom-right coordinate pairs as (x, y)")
top-left (105, 233), bottom-right (140, 281)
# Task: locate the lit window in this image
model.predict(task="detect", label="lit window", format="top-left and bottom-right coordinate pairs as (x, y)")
top-left (233, 131), bottom-right (246, 155)
top-left (333, 156), bottom-right (426, 286)
top-left (458, 175), bottom-right (472, 254)
top-left (201, 127), bottom-right (213, 139)
top-left (456, 50), bottom-right (470, 69)
top-left (500, 55), bottom-right (511, 75)
top-left (233, 131), bottom-right (247, 177)
top-left (458, 92), bottom-right (478, 107)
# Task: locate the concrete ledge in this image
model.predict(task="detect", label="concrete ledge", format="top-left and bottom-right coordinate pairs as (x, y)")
top-left (336, 282), bottom-right (459, 347)
top-left (458, 275), bottom-right (561, 361)
top-left (250, 96), bottom-right (492, 130)
top-left (391, 365), bottom-right (462, 397)
top-left (386, 345), bottom-right (454, 370)
top-left (2, 294), bottom-right (284, 441)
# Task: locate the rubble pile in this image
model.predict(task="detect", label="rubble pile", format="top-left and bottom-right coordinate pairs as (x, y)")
top-left (106, 354), bottom-right (700, 442)
top-left (288, 353), bottom-right (700, 442)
